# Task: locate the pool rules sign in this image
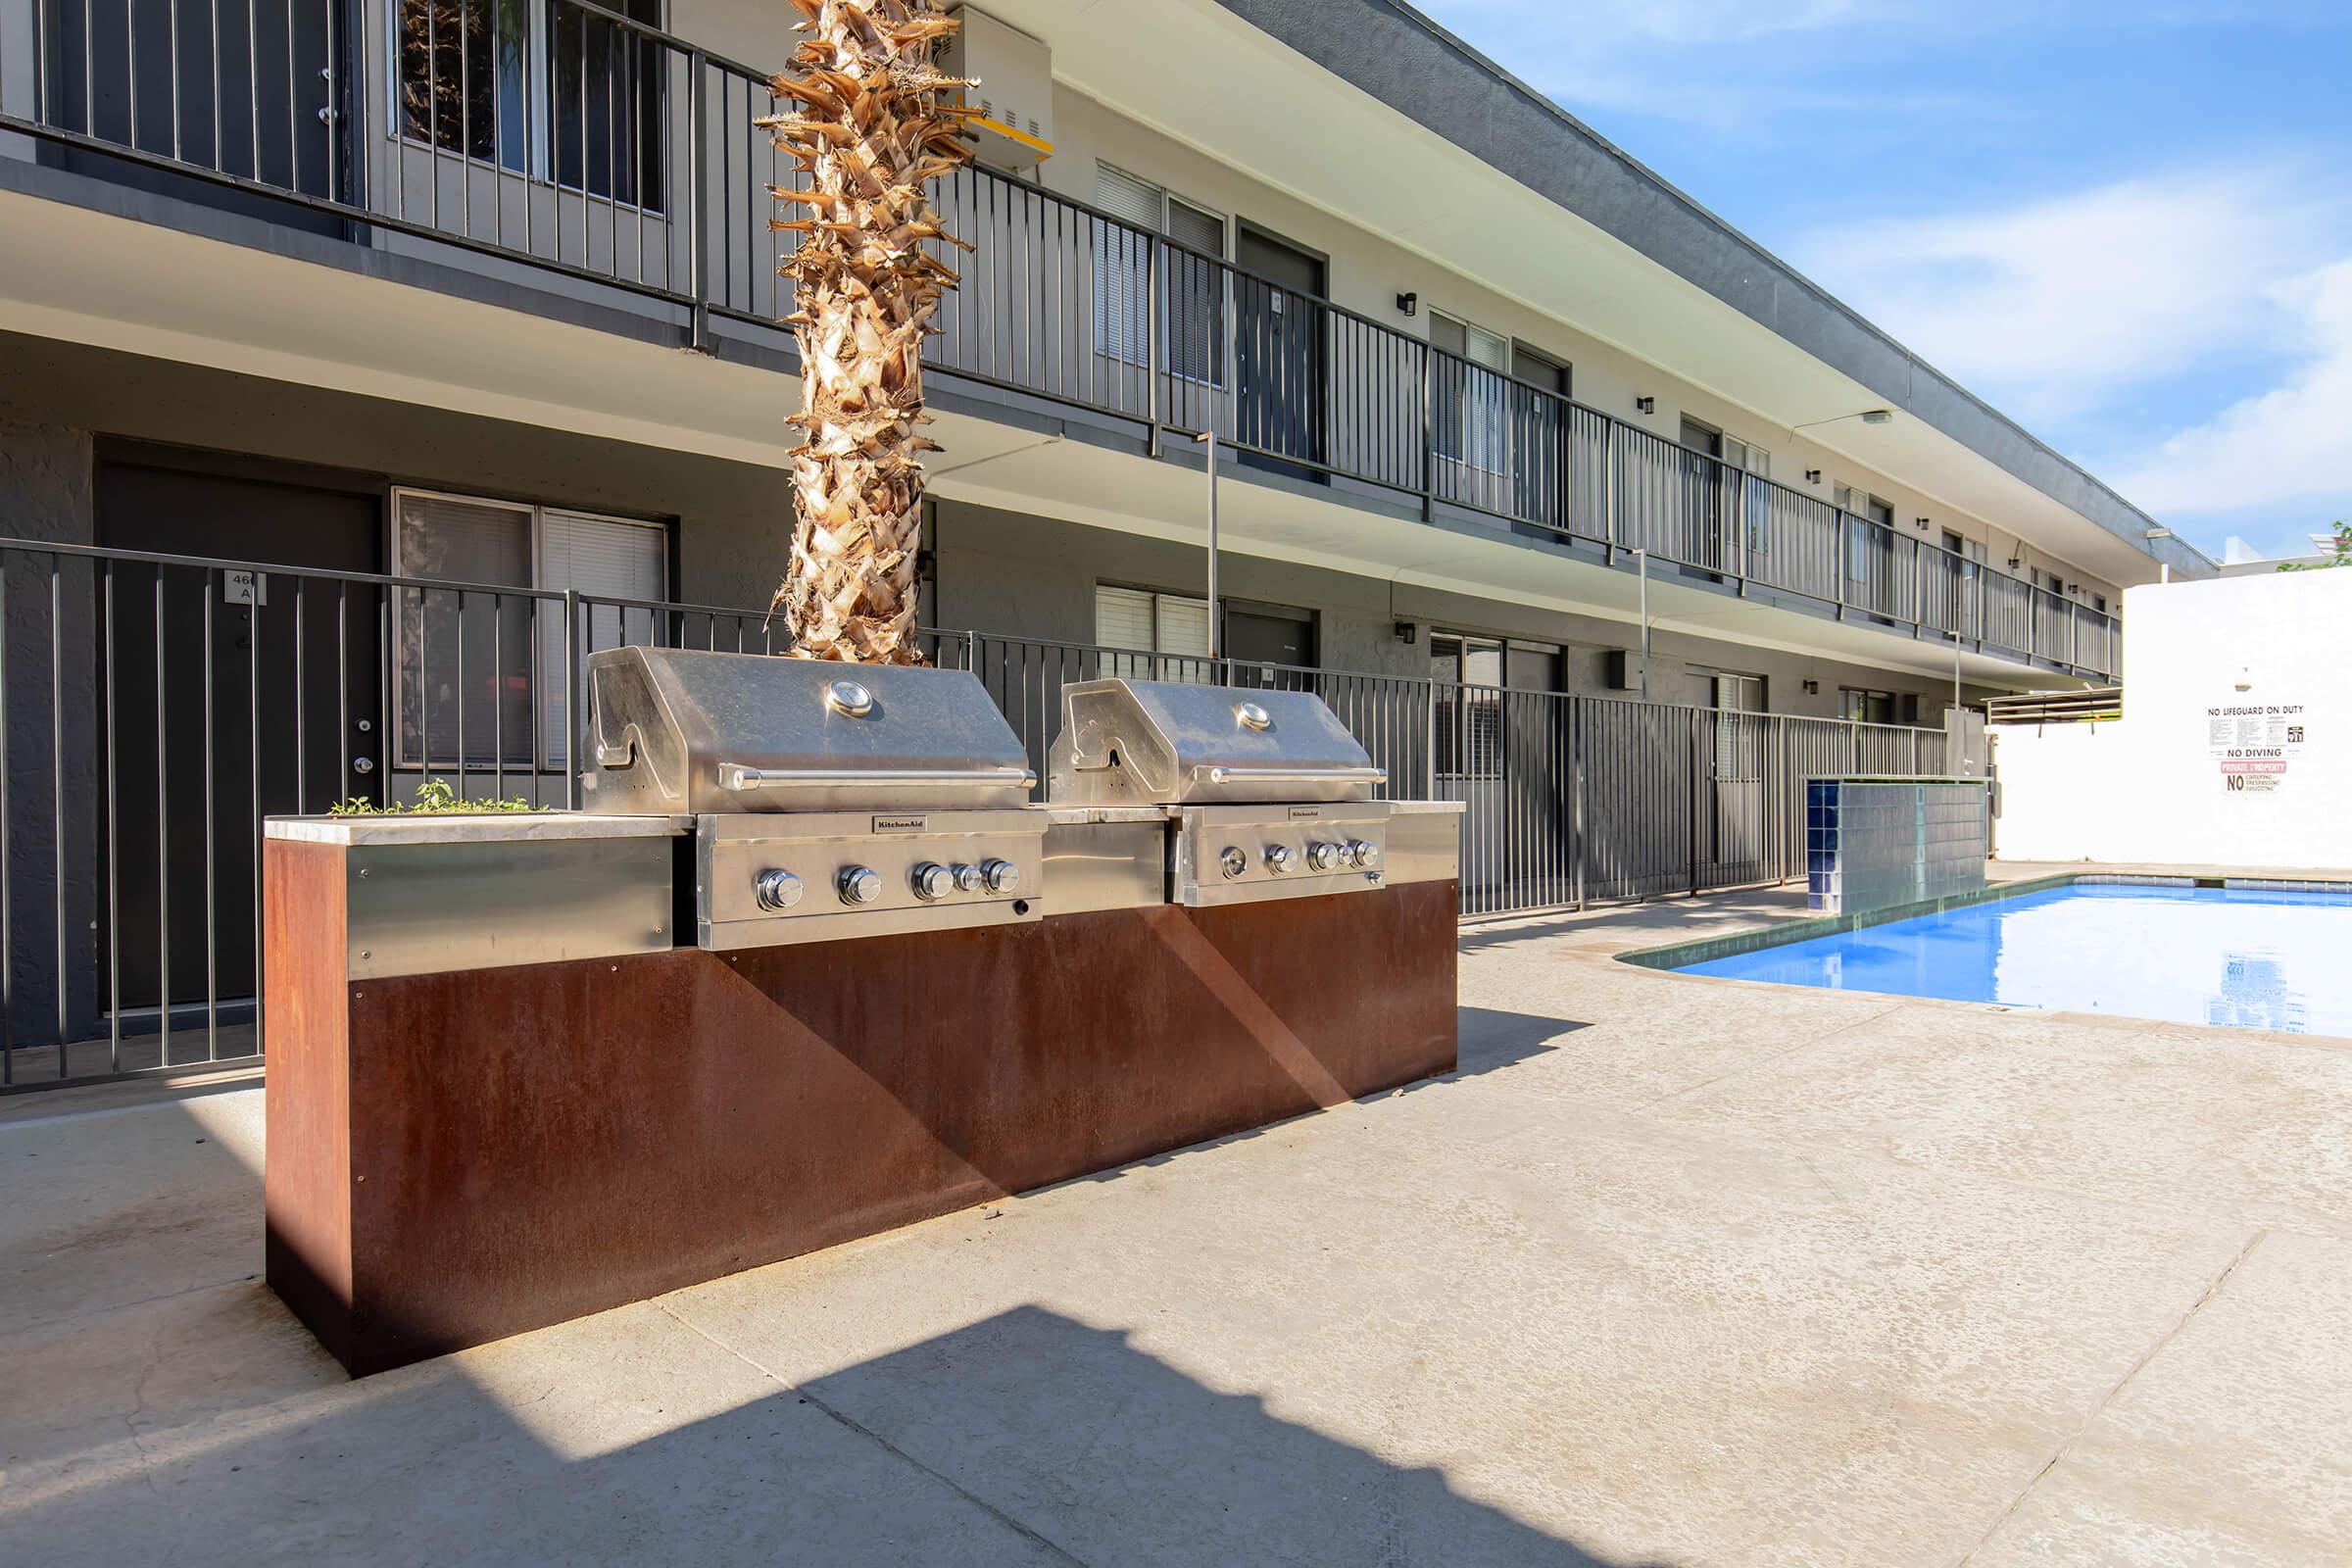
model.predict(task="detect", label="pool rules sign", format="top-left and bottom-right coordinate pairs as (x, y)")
top-left (2208, 702), bottom-right (2306, 794)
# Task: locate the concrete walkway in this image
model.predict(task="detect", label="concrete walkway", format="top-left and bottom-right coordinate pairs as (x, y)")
top-left (4, 885), bottom-right (2348, 1565)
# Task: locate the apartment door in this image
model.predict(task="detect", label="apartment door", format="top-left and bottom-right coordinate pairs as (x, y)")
top-left (1702, 673), bottom-right (1768, 883)
top-left (40, 0), bottom-right (342, 196)
top-left (1676, 416), bottom-right (1730, 577)
top-left (95, 457), bottom-right (384, 1023)
top-left (1224, 606), bottom-right (1315, 672)
top-left (1232, 224), bottom-right (1328, 482)
top-left (1511, 345), bottom-right (1572, 530)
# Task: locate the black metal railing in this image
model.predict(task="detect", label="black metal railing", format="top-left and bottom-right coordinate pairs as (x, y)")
top-left (0, 0), bottom-right (2121, 679)
top-left (0, 535), bottom-right (1951, 1090)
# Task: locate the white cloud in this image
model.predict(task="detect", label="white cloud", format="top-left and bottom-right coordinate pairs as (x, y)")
top-left (2109, 260), bottom-right (2352, 516)
top-left (1792, 169), bottom-right (2340, 422)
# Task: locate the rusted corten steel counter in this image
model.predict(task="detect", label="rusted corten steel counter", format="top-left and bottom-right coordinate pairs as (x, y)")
top-left (263, 808), bottom-right (1458, 1376)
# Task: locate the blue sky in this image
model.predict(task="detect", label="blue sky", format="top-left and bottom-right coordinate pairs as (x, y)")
top-left (1412, 0), bottom-right (2352, 563)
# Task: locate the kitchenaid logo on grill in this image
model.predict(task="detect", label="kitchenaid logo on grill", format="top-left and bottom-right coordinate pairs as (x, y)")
top-left (871, 815), bottom-right (929, 833)
top-left (1286, 808), bottom-right (1322, 821)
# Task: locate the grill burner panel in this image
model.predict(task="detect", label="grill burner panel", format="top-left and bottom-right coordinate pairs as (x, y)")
top-left (1173, 803), bottom-right (1392, 907)
top-left (697, 810), bottom-right (1045, 949)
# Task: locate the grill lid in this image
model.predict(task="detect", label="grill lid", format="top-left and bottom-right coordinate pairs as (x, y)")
top-left (579, 646), bottom-right (1035, 814)
top-left (1047, 678), bottom-right (1384, 806)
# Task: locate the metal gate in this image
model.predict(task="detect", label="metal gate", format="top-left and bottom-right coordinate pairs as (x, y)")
top-left (0, 544), bottom-right (1949, 1090)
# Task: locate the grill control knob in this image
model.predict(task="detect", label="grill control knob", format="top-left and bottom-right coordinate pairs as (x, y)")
top-left (837, 865), bottom-right (883, 905)
top-left (1217, 845), bottom-right (1249, 879)
top-left (1305, 841), bottom-right (1342, 872)
top-left (755, 868), bottom-right (804, 910)
top-left (1264, 844), bottom-right (1298, 874)
top-left (1347, 839), bottom-right (1380, 870)
top-left (911, 862), bottom-right (954, 902)
top-left (981, 858), bottom-right (1021, 894)
top-left (952, 862), bottom-right (984, 894)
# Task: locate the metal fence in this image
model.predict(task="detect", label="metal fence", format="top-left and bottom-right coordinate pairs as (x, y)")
top-left (0, 0), bottom-right (2121, 681)
top-left (0, 535), bottom-right (1946, 1090)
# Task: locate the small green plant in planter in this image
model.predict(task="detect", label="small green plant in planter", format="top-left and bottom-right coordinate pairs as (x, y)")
top-left (327, 777), bottom-right (543, 817)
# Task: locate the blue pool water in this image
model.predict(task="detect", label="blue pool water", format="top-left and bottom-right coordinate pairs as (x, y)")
top-left (1680, 884), bottom-right (2352, 1036)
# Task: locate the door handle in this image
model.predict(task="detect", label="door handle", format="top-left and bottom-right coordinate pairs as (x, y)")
top-left (352, 757), bottom-right (374, 775)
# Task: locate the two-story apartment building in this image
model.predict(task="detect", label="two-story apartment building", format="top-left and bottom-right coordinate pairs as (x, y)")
top-left (0, 0), bottom-right (2210, 1071)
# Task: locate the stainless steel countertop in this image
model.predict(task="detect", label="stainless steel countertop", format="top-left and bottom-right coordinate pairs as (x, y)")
top-left (267, 813), bottom-right (692, 847)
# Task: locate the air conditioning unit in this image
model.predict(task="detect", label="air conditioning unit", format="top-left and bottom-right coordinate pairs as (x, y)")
top-left (944, 7), bottom-right (1056, 176)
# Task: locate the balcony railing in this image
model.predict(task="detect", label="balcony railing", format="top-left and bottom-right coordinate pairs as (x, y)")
top-left (0, 0), bottom-right (2120, 678)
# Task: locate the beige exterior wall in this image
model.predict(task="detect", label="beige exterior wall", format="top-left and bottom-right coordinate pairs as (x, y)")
top-left (1020, 83), bottom-right (2118, 610)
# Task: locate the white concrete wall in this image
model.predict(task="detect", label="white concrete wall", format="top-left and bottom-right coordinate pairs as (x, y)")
top-left (1992, 569), bottom-right (2352, 868)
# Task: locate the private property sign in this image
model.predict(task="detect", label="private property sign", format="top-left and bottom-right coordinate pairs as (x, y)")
top-left (2208, 702), bottom-right (2306, 794)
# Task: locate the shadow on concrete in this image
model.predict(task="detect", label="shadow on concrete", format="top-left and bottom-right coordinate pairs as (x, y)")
top-left (1454, 1004), bottom-right (1589, 1074)
top-left (0, 1301), bottom-right (1658, 1566)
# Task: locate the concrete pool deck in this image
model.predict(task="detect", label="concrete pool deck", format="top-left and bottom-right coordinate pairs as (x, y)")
top-left (4, 878), bottom-right (2349, 1565)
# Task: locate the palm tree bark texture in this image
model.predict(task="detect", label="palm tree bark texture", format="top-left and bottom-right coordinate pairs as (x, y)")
top-left (759, 0), bottom-right (976, 663)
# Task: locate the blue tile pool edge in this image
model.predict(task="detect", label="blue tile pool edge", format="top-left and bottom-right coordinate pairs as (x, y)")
top-left (1613, 871), bottom-right (2352, 975)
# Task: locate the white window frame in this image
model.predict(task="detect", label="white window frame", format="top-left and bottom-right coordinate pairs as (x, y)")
top-left (389, 486), bottom-right (668, 775)
top-left (1430, 310), bottom-right (1510, 474)
top-left (1093, 162), bottom-right (1229, 386)
top-left (1095, 583), bottom-right (1215, 680)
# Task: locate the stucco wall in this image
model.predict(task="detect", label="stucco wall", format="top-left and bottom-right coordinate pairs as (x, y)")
top-left (1992, 571), bottom-right (2352, 869)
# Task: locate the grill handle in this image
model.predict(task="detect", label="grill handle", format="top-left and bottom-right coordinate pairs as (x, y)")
top-left (1202, 765), bottom-right (1388, 785)
top-left (716, 763), bottom-right (1039, 792)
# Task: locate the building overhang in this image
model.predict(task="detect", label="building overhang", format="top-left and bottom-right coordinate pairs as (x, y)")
top-left (966, 0), bottom-right (2212, 587)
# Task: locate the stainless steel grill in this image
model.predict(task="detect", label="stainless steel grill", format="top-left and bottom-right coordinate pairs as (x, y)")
top-left (581, 647), bottom-right (1046, 947)
top-left (1048, 679), bottom-right (1405, 907)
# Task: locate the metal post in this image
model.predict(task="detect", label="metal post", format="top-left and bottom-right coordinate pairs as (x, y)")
top-left (1145, 236), bottom-right (1161, 459)
top-left (1636, 547), bottom-right (1650, 702)
top-left (688, 55), bottom-right (709, 352)
top-left (1602, 418), bottom-right (1617, 563)
top-left (1203, 419), bottom-right (1220, 658)
top-left (1419, 341), bottom-right (1437, 524)
top-left (564, 588), bottom-right (582, 808)
top-left (1834, 511), bottom-right (1846, 619)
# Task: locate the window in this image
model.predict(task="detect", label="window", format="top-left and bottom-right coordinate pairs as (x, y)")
top-left (1837, 485), bottom-right (1896, 586)
top-left (1706, 672), bottom-right (1766, 711)
top-left (1431, 312), bottom-right (1510, 474)
top-left (1095, 584), bottom-right (1212, 679)
top-left (392, 489), bottom-right (667, 773)
top-left (1094, 163), bottom-right (1226, 381)
top-left (396, 0), bottom-right (666, 208)
top-left (1839, 687), bottom-right (1918, 726)
top-left (1429, 633), bottom-right (1563, 779)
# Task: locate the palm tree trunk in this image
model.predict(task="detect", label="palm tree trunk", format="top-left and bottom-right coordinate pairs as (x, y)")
top-left (760, 0), bottom-right (973, 663)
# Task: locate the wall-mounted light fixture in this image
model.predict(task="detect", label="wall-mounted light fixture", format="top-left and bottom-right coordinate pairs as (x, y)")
top-left (1635, 396), bottom-right (1656, 415)
top-left (1915, 516), bottom-right (1932, 531)
top-left (1803, 468), bottom-right (1822, 485)
top-left (1802, 678), bottom-right (1820, 696)
top-left (1396, 291), bottom-right (1418, 318)
top-left (1394, 620), bottom-right (1417, 646)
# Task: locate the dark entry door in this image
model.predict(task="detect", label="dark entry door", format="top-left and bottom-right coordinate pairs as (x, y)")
top-left (1232, 225), bottom-right (1327, 482)
top-left (97, 459), bottom-right (383, 1025)
top-left (1224, 608), bottom-right (1314, 668)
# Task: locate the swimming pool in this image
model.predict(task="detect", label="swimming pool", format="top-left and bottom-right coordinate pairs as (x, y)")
top-left (1674, 882), bottom-right (2352, 1036)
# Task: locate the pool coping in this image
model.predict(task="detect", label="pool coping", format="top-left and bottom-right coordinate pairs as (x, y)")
top-left (1615, 870), bottom-right (2352, 975)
